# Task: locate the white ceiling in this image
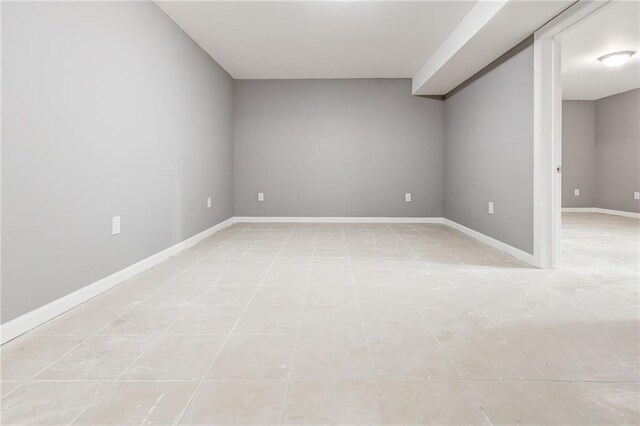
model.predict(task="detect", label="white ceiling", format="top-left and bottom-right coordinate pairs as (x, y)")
top-left (413, 0), bottom-right (573, 95)
top-left (156, 1), bottom-right (476, 79)
top-left (561, 1), bottom-right (640, 100)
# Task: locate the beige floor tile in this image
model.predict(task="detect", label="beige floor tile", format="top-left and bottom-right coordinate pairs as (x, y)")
top-left (368, 333), bottom-right (459, 380)
top-left (140, 284), bottom-right (209, 307)
top-left (298, 304), bottom-right (362, 334)
top-left (313, 248), bottom-right (348, 258)
top-left (179, 381), bottom-right (287, 425)
top-left (250, 286), bottom-right (307, 306)
top-left (292, 331), bottom-right (374, 380)
top-left (350, 268), bottom-right (396, 285)
top-left (556, 382), bottom-right (640, 425)
top-left (262, 269), bottom-right (309, 285)
top-left (307, 268), bottom-right (353, 285)
top-left (194, 286), bottom-right (257, 306)
top-left (35, 335), bottom-right (154, 380)
top-left (471, 381), bottom-right (639, 426)
top-left (207, 335), bottom-right (296, 379)
top-left (32, 304), bottom-right (130, 336)
top-left (282, 381), bottom-right (384, 425)
top-left (217, 268), bottom-right (268, 285)
top-left (437, 333), bottom-right (546, 380)
top-left (82, 280), bottom-right (160, 308)
top-left (167, 306), bottom-right (244, 335)
top-left (356, 284), bottom-right (415, 305)
top-left (73, 381), bottom-right (196, 425)
top-left (378, 381), bottom-right (486, 425)
top-left (361, 303), bottom-right (430, 334)
top-left (119, 335), bottom-right (225, 380)
top-left (1, 381), bottom-right (104, 425)
top-left (270, 258), bottom-right (313, 269)
top-left (311, 257), bottom-right (351, 269)
top-left (304, 286), bottom-right (357, 305)
top-left (420, 303), bottom-right (495, 334)
top-left (1, 335), bottom-right (85, 380)
top-left (234, 257), bottom-right (278, 268)
top-left (234, 305), bottom-right (301, 334)
top-left (170, 268), bottom-right (226, 286)
top-left (511, 332), bottom-right (635, 381)
top-left (98, 305), bottom-right (185, 335)
top-left (2, 215), bottom-right (637, 424)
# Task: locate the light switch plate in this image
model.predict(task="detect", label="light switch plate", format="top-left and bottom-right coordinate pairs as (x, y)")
top-left (634, 192), bottom-right (640, 200)
top-left (405, 193), bottom-right (412, 202)
top-left (258, 192), bottom-right (264, 202)
top-left (574, 189), bottom-right (580, 196)
top-left (488, 202), bottom-right (494, 215)
top-left (112, 216), bottom-right (121, 235)
top-left (207, 197), bottom-right (212, 208)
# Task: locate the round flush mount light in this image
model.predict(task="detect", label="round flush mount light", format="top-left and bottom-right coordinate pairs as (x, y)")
top-left (598, 51), bottom-right (635, 67)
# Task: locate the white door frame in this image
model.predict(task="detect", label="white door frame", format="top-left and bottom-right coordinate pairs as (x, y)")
top-left (532, 0), bottom-right (610, 268)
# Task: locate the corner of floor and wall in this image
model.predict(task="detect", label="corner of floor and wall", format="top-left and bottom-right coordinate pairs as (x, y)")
top-left (2, 1), bottom-right (543, 342)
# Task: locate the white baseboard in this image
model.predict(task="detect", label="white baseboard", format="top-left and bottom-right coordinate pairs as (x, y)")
top-left (234, 216), bottom-right (445, 224)
top-left (561, 207), bottom-right (596, 213)
top-left (1, 214), bottom-right (543, 344)
top-left (0, 217), bottom-right (235, 345)
top-left (562, 207), bottom-right (640, 219)
top-left (443, 219), bottom-right (537, 266)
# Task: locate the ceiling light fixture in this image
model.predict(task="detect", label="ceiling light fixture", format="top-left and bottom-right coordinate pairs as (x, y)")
top-left (598, 51), bottom-right (635, 67)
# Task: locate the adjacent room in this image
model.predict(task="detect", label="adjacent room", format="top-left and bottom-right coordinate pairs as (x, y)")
top-left (560, 1), bottom-right (640, 278)
top-left (1, 1), bottom-right (638, 424)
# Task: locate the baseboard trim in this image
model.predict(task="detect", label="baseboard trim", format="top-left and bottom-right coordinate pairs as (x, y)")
top-left (0, 217), bottom-right (235, 345)
top-left (1, 214), bottom-right (543, 343)
top-left (443, 219), bottom-right (537, 266)
top-left (562, 207), bottom-right (640, 219)
top-left (561, 207), bottom-right (596, 213)
top-left (234, 216), bottom-right (445, 224)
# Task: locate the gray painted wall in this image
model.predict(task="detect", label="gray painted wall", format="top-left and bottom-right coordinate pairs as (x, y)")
top-left (2, 2), bottom-right (234, 323)
top-left (444, 47), bottom-right (534, 254)
top-left (595, 88), bottom-right (640, 213)
top-left (233, 79), bottom-right (444, 217)
top-left (562, 101), bottom-right (596, 208)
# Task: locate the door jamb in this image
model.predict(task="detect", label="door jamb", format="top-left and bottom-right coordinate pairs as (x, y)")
top-left (532, 0), bottom-right (610, 268)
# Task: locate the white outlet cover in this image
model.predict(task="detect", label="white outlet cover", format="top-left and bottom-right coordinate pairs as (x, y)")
top-left (112, 216), bottom-right (121, 235)
top-left (207, 197), bottom-right (212, 208)
top-left (488, 202), bottom-right (494, 215)
top-left (634, 192), bottom-right (640, 200)
top-left (405, 193), bottom-right (412, 202)
top-left (258, 192), bottom-right (264, 201)
top-left (574, 189), bottom-right (580, 196)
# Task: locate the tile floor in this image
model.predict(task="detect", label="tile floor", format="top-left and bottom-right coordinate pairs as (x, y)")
top-left (1, 213), bottom-right (638, 425)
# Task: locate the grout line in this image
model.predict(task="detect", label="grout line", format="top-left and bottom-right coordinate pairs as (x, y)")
top-left (112, 249), bottom-right (242, 381)
top-left (346, 224), bottom-right (388, 425)
top-left (25, 258), bottom-right (207, 384)
top-left (172, 225), bottom-right (288, 425)
top-left (4, 221), bottom-right (638, 424)
top-left (276, 224), bottom-right (317, 425)
top-left (59, 235), bottom-right (244, 425)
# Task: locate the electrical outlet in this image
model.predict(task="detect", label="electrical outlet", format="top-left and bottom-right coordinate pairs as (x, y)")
top-left (488, 202), bottom-right (494, 215)
top-left (112, 216), bottom-right (121, 235)
top-left (207, 197), bottom-right (212, 208)
top-left (258, 192), bottom-right (265, 202)
top-left (634, 192), bottom-right (640, 200)
top-left (405, 193), bottom-right (412, 202)
top-left (574, 189), bottom-right (580, 196)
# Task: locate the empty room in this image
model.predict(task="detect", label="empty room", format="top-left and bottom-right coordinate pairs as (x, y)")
top-left (1, 1), bottom-right (638, 425)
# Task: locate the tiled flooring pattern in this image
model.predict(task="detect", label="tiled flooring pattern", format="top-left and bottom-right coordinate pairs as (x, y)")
top-left (1, 213), bottom-right (638, 424)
